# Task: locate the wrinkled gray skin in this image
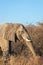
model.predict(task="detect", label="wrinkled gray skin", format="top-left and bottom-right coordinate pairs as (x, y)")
top-left (0, 23), bottom-right (36, 60)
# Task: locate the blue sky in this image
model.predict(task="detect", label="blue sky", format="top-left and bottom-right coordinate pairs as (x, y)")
top-left (0, 0), bottom-right (43, 25)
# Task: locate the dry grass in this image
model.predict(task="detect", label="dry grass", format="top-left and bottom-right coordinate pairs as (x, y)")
top-left (0, 55), bottom-right (43, 65)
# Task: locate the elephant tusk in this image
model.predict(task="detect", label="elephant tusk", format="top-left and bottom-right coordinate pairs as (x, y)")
top-left (25, 38), bottom-right (31, 42)
top-left (22, 35), bottom-right (31, 42)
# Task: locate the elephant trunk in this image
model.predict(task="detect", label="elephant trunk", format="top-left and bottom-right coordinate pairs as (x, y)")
top-left (26, 41), bottom-right (36, 57)
top-left (22, 35), bottom-right (36, 57)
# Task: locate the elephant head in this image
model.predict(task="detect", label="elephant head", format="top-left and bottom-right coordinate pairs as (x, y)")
top-left (16, 24), bottom-right (31, 42)
top-left (2, 23), bottom-right (36, 57)
top-left (16, 24), bottom-right (36, 57)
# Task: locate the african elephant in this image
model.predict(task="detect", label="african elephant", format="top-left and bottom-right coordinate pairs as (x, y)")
top-left (0, 23), bottom-right (36, 58)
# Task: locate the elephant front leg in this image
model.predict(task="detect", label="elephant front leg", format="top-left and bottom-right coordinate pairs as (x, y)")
top-left (2, 39), bottom-right (9, 61)
top-left (3, 50), bottom-right (9, 61)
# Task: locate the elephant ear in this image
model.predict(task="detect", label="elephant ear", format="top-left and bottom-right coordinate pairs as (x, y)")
top-left (4, 27), bottom-right (16, 42)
